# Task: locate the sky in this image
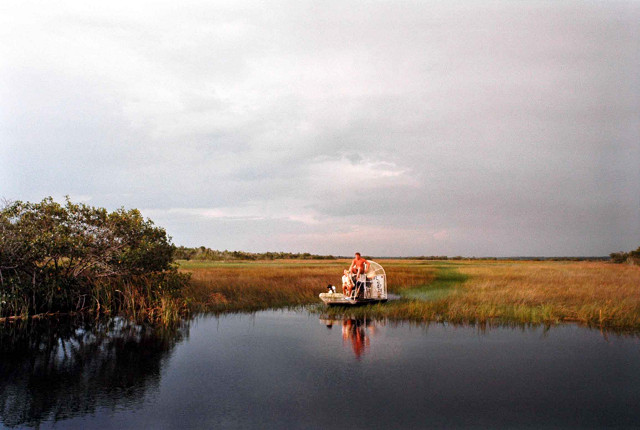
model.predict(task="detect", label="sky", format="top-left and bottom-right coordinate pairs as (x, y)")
top-left (1, 0), bottom-right (639, 257)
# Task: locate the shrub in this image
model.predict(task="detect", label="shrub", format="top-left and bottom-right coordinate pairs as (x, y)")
top-left (0, 197), bottom-right (187, 318)
top-left (609, 252), bottom-right (629, 264)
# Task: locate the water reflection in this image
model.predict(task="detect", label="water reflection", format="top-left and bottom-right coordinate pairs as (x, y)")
top-left (2, 311), bottom-right (639, 428)
top-left (0, 316), bottom-right (188, 428)
top-left (321, 317), bottom-right (381, 359)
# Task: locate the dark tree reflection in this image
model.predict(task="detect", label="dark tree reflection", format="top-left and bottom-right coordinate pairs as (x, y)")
top-left (0, 316), bottom-right (188, 428)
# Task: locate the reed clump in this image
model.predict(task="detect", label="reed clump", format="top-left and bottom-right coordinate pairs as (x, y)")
top-left (90, 272), bottom-right (190, 325)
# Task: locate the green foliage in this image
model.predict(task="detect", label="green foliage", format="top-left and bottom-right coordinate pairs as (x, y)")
top-left (400, 265), bottom-right (468, 301)
top-left (610, 251), bottom-right (629, 264)
top-left (0, 197), bottom-right (187, 319)
top-left (610, 246), bottom-right (640, 264)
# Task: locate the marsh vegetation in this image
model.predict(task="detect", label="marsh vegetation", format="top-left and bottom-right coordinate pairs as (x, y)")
top-left (180, 259), bottom-right (433, 312)
top-left (180, 259), bottom-right (640, 331)
top-left (3, 199), bottom-right (638, 331)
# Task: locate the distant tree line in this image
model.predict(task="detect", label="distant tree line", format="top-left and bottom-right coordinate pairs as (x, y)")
top-left (506, 257), bottom-right (610, 261)
top-left (174, 246), bottom-right (337, 261)
top-left (610, 246), bottom-right (640, 264)
top-left (175, 249), bottom-right (619, 262)
top-left (386, 256), bottom-right (610, 261)
top-left (0, 197), bottom-right (188, 320)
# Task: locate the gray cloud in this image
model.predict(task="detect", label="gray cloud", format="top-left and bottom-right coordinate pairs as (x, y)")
top-left (1, 0), bottom-right (638, 256)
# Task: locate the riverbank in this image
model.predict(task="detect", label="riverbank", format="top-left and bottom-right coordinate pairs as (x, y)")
top-left (179, 259), bottom-right (640, 331)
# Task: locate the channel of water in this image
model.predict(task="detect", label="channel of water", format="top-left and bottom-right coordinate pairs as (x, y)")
top-left (1, 310), bottom-right (639, 429)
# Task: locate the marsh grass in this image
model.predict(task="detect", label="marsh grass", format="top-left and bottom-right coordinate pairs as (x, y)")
top-left (181, 259), bottom-right (640, 331)
top-left (400, 264), bottom-right (468, 300)
top-left (180, 259), bottom-right (436, 312)
top-left (89, 274), bottom-right (188, 325)
top-left (452, 261), bottom-right (640, 330)
top-left (327, 261), bottom-right (640, 331)
top-left (1, 273), bottom-right (189, 327)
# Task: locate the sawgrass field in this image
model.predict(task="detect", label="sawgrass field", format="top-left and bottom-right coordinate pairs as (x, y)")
top-left (179, 259), bottom-right (640, 332)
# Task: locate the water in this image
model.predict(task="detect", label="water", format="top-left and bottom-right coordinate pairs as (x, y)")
top-left (1, 310), bottom-right (639, 429)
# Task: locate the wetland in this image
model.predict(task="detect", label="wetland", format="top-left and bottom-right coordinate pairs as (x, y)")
top-left (2, 258), bottom-right (640, 428)
top-left (1, 310), bottom-right (639, 429)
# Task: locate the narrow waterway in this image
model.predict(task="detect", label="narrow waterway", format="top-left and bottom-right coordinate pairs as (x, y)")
top-left (1, 310), bottom-right (639, 429)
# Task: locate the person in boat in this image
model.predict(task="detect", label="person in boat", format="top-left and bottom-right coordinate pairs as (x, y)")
top-left (342, 269), bottom-right (354, 298)
top-left (349, 252), bottom-right (368, 283)
top-left (349, 252), bottom-right (368, 298)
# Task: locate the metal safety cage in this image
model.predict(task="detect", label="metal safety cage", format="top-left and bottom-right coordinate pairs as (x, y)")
top-left (364, 260), bottom-right (387, 300)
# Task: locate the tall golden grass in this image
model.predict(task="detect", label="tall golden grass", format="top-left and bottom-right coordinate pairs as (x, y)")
top-left (181, 259), bottom-right (640, 331)
top-left (330, 261), bottom-right (640, 331)
top-left (451, 261), bottom-right (640, 329)
top-left (180, 259), bottom-right (435, 312)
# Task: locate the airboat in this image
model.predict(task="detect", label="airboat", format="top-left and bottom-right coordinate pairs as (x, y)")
top-left (319, 260), bottom-right (388, 306)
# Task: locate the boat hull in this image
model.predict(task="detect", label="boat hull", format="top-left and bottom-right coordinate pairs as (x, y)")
top-left (327, 298), bottom-right (388, 307)
top-left (319, 293), bottom-right (387, 307)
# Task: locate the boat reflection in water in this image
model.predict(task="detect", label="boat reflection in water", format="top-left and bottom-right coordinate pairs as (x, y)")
top-left (2, 311), bottom-right (639, 428)
top-left (0, 316), bottom-right (188, 428)
top-left (320, 317), bottom-right (381, 359)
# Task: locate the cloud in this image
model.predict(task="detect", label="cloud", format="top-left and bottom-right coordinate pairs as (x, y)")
top-left (1, 0), bottom-right (639, 256)
top-left (143, 201), bottom-right (321, 225)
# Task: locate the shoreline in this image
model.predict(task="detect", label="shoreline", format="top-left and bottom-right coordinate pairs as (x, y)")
top-left (2, 259), bottom-right (639, 332)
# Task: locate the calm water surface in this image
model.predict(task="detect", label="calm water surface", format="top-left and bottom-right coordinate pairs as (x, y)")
top-left (1, 310), bottom-right (639, 429)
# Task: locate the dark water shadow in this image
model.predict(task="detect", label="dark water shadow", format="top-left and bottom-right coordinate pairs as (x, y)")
top-left (0, 316), bottom-right (189, 428)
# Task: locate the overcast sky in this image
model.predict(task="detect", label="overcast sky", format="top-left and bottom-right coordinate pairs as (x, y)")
top-left (1, 0), bottom-right (639, 256)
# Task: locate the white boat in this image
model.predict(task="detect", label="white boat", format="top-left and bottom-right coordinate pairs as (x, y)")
top-left (319, 260), bottom-right (388, 306)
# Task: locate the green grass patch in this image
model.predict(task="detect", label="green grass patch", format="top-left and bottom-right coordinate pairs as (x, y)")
top-left (400, 264), bottom-right (468, 300)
